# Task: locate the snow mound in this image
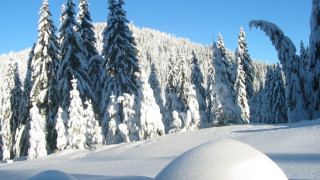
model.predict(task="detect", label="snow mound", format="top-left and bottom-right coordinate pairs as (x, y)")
top-left (27, 170), bottom-right (76, 180)
top-left (155, 139), bottom-right (288, 180)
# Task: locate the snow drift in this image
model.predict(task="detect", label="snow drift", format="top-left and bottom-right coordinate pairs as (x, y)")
top-left (156, 139), bottom-right (287, 180)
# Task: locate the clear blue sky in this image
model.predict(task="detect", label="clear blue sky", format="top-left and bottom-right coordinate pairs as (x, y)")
top-left (0, 0), bottom-right (311, 63)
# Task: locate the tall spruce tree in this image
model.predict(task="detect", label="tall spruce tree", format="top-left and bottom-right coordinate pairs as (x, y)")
top-left (101, 0), bottom-right (141, 142)
top-left (29, 0), bottom-right (60, 153)
top-left (190, 51), bottom-right (207, 127)
top-left (207, 35), bottom-right (238, 126)
top-left (165, 54), bottom-right (181, 131)
top-left (16, 44), bottom-right (36, 157)
top-left (149, 63), bottom-right (167, 126)
top-left (19, 44), bottom-right (36, 126)
top-left (309, 0), bottom-right (320, 119)
top-left (0, 62), bottom-right (22, 161)
top-left (77, 0), bottom-right (103, 109)
top-left (236, 27), bottom-right (254, 100)
top-left (234, 48), bottom-right (250, 124)
top-left (58, 0), bottom-right (92, 109)
top-left (272, 64), bottom-right (288, 124)
top-left (101, 0), bottom-right (140, 100)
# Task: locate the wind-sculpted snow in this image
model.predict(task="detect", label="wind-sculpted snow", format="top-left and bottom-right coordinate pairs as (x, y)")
top-left (156, 139), bottom-right (287, 180)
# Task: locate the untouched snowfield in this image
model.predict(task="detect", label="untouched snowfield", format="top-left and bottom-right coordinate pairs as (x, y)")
top-left (0, 119), bottom-right (319, 180)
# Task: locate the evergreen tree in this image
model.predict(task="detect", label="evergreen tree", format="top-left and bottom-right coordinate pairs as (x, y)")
top-left (256, 67), bottom-right (273, 124)
top-left (300, 41), bottom-right (309, 72)
top-left (190, 51), bottom-right (207, 127)
top-left (77, 0), bottom-right (103, 110)
top-left (29, 0), bottom-right (60, 153)
top-left (138, 73), bottom-right (165, 140)
top-left (100, 0), bottom-right (141, 140)
top-left (101, 0), bottom-right (140, 103)
top-left (206, 62), bottom-right (215, 125)
top-left (309, 0), bottom-right (320, 119)
top-left (256, 65), bottom-right (287, 124)
top-left (234, 49), bottom-right (250, 124)
top-left (104, 95), bottom-right (121, 144)
top-left (184, 85), bottom-right (201, 131)
top-left (0, 62), bottom-right (22, 160)
top-left (84, 100), bottom-right (103, 148)
top-left (236, 27), bottom-right (254, 100)
top-left (54, 107), bottom-right (68, 151)
top-left (165, 55), bottom-right (181, 131)
top-left (67, 78), bottom-right (87, 149)
top-left (272, 64), bottom-right (288, 124)
top-left (28, 102), bottom-right (47, 159)
top-left (178, 57), bottom-right (189, 114)
top-left (149, 63), bottom-right (167, 126)
top-left (19, 43), bottom-right (36, 126)
top-left (58, 0), bottom-right (92, 110)
top-left (207, 36), bottom-right (238, 126)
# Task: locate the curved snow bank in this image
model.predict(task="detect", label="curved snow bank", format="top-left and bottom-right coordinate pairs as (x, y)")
top-left (27, 170), bottom-right (76, 180)
top-left (156, 139), bottom-right (287, 180)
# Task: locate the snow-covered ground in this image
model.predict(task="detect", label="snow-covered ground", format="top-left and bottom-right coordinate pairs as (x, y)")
top-left (0, 119), bottom-right (319, 180)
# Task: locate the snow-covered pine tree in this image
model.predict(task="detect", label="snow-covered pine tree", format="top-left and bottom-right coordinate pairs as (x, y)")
top-left (250, 20), bottom-right (308, 122)
top-left (16, 44), bottom-right (36, 157)
top-left (67, 78), bottom-right (87, 149)
top-left (77, 0), bottom-right (102, 112)
top-left (299, 41), bottom-right (312, 118)
top-left (29, 0), bottom-right (60, 153)
top-left (54, 107), bottom-right (68, 151)
top-left (148, 63), bottom-right (167, 127)
top-left (207, 35), bottom-right (238, 126)
top-left (0, 62), bottom-right (22, 161)
top-left (168, 111), bottom-right (182, 134)
top-left (101, 0), bottom-right (140, 106)
top-left (272, 64), bottom-right (288, 124)
top-left (206, 61), bottom-right (215, 126)
top-left (234, 27), bottom-right (251, 124)
top-left (84, 100), bottom-right (103, 148)
top-left (300, 41), bottom-right (309, 73)
top-left (256, 65), bottom-right (287, 124)
top-left (236, 27), bottom-right (254, 100)
top-left (58, 0), bottom-right (92, 110)
top-left (104, 95), bottom-right (121, 144)
top-left (100, 0), bottom-right (141, 142)
top-left (309, 0), bottom-right (320, 119)
top-left (178, 57), bottom-right (189, 115)
top-left (28, 102), bottom-right (47, 159)
top-left (138, 72), bottom-right (165, 140)
top-left (19, 43), bottom-right (36, 126)
top-left (190, 51), bottom-right (207, 127)
top-left (234, 47), bottom-right (250, 124)
top-left (184, 85), bottom-right (201, 131)
top-left (256, 67), bottom-right (273, 124)
top-left (218, 33), bottom-right (235, 88)
top-left (165, 54), bottom-right (181, 131)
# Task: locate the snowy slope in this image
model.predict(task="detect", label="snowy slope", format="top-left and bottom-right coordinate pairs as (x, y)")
top-left (0, 119), bottom-right (319, 180)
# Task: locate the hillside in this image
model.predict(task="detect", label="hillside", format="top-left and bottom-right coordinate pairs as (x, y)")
top-left (0, 23), bottom-right (268, 95)
top-left (0, 119), bottom-right (319, 180)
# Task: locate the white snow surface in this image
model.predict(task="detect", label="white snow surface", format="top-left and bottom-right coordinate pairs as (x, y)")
top-left (156, 139), bottom-right (287, 180)
top-left (0, 119), bottom-right (319, 180)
